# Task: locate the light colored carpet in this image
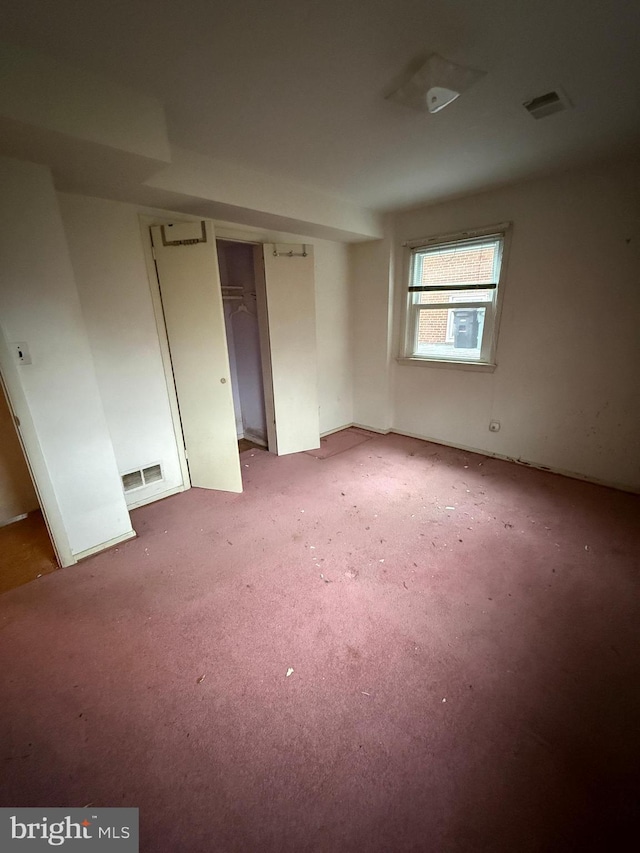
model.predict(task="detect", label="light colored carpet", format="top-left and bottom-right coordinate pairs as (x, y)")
top-left (1, 432), bottom-right (639, 851)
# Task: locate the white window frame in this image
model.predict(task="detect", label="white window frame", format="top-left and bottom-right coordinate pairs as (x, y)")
top-left (400, 223), bottom-right (511, 370)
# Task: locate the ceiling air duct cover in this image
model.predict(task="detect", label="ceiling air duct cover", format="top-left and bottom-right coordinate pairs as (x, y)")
top-left (523, 89), bottom-right (572, 119)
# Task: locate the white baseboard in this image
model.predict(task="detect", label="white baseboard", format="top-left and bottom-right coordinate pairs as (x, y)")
top-left (320, 422), bottom-right (392, 438)
top-left (389, 428), bottom-right (638, 494)
top-left (351, 422), bottom-right (391, 435)
top-left (320, 422), bottom-right (354, 438)
top-left (125, 484), bottom-right (186, 510)
top-left (73, 528), bottom-right (137, 562)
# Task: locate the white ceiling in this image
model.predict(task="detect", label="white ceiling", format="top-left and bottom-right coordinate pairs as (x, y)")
top-left (4, 0), bottom-right (640, 212)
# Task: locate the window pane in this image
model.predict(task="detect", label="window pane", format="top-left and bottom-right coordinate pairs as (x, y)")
top-left (416, 307), bottom-right (486, 360)
top-left (417, 240), bottom-right (499, 288)
top-left (418, 287), bottom-right (493, 304)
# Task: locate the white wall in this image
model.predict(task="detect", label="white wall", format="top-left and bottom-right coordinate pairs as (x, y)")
top-left (0, 385), bottom-right (38, 525)
top-left (313, 242), bottom-right (355, 435)
top-left (382, 159), bottom-right (640, 491)
top-left (351, 224), bottom-right (395, 432)
top-left (58, 193), bottom-right (185, 505)
top-left (0, 158), bottom-right (133, 561)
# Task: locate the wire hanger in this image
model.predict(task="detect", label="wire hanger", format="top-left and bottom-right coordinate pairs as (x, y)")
top-left (230, 300), bottom-right (256, 318)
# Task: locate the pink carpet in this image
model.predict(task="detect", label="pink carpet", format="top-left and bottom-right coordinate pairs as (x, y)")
top-left (1, 432), bottom-right (639, 852)
top-left (305, 427), bottom-right (376, 458)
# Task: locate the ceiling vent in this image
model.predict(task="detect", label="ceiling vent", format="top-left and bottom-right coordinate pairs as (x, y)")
top-left (121, 463), bottom-right (164, 493)
top-left (523, 89), bottom-right (571, 119)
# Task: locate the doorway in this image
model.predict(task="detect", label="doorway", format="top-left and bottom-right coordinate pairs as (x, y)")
top-left (217, 240), bottom-right (269, 452)
top-left (0, 380), bottom-right (57, 593)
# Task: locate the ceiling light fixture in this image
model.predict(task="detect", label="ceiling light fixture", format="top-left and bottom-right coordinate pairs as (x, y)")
top-left (387, 53), bottom-right (486, 114)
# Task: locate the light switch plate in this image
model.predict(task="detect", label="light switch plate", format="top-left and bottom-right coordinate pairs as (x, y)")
top-left (14, 342), bottom-right (32, 365)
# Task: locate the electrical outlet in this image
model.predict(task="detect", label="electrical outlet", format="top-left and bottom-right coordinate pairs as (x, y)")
top-left (489, 420), bottom-right (501, 432)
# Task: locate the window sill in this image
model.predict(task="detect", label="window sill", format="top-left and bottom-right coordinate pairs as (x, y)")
top-left (396, 357), bottom-right (497, 373)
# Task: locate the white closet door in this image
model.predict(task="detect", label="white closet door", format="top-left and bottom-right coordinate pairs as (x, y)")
top-left (151, 220), bottom-right (242, 493)
top-left (262, 243), bottom-right (320, 455)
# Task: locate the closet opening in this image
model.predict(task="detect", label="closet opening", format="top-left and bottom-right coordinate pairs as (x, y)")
top-left (217, 240), bottom-right (271, 455)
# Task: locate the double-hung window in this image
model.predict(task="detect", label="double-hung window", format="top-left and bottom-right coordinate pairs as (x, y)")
top-left (402, 226), bottom-right (509, 367)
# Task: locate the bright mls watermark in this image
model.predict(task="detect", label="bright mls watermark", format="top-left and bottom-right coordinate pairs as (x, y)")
top-left (0, 808), bottom-right (138, 850)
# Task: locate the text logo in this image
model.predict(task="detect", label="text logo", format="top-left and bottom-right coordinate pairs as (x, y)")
top-left (1, 808), bottom-right (138, 851)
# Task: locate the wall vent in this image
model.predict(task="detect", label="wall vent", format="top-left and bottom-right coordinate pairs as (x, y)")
top-left (522, 89), bottom-right (572, 119)
top-left (142, 464), bottom-right (163, 484)
top-left (122, 470), bottom-right (144, 492)
top-left (121, 463), bottom-right (164, 493)
top-left (523, 89), bottom-right (571, 119)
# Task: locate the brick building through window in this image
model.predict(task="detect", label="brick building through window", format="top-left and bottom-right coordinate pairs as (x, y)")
top-left (403, 230), bottom-right (507, 365)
